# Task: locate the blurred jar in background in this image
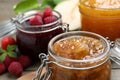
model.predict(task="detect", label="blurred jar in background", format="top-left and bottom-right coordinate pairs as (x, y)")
top-left (79, 0), bottom-right (120, 40)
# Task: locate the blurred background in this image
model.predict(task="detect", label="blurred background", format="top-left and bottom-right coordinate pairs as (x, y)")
top-left (0, 0), bottom-right (21, 22)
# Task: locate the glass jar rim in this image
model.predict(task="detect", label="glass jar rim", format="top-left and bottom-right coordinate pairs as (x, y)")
top-left (48, 31), bottom-right (110, 63)
top-left (15, 10), bottom-right (62, 33)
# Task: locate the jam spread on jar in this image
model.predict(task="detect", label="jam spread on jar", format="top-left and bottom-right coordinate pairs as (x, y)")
top-left (50, 36), bottom-right (111, 80)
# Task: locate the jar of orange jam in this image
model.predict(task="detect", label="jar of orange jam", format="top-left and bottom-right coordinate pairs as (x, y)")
top-left (79, 0), bottom-right (120, 40)
top-left (33, 31), bottom-right (111, 80)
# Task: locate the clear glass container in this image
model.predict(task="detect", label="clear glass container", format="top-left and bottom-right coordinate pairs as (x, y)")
top-left (34, 31), bottom-right (111, 80)
top-left (79, 0), bottom-right (120, 40)
top-left (14, 10), bottom-right (68, 61)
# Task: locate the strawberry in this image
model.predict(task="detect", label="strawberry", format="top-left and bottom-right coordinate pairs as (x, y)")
top-left (0, 62), bottom-right (6, 75)
top-left (44, 16), bottom-right (57, 24)
top-left (1, 36), bottom-right (16, 50)
top-left (8, 61), bottom-right (23, 77)
top-left (18, 55), bottom-right (31, 69)
top-left (4, 55), bottom-right (18, 68)
top-left (29, 15), bottom-right (43, 26)
top-left (43, 8), bottom-right (53, 18)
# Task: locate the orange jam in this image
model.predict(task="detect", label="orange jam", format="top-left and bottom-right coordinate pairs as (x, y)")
top-left (53, 36), bottom-right (104, 60)
top-left (79, 0), bottom-right (120, 40)
top-left (50, 36), bottom-right (111, 80)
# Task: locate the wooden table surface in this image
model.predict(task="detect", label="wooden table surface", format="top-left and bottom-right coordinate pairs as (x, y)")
top-left (0, 0), bottom-right (120, 80)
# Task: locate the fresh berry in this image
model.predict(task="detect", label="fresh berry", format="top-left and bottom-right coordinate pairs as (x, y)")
top-left (1, 36), bottom-right (16, 50)
top-left (43, 8), bottom-right (53, 18)
top-left (8, 62), bottom-right (23, 77)
top-left (18, 55), bottom-right (31, 69)
top-left (4, 55), bottom-right (18, 68)
top-left (35, 13), bottom-right (43, 18)
top-left (0, 62), bottom-right (6, 75)
top-left (44, 16), bottom-right (57, 24)
top-left (29, 15), bottom-right (43, 25)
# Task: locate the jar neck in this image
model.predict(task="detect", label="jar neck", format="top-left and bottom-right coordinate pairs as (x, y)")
top-left (48, 31), bottom-right (110, 70)
top-left (15, 10), bottom-right (62, 33)
top-left (16, 20), bottom-right (62, 34)
top-left (48, 51), bottom-right (110, 70)
top-left (79, 0), bottom-right (120, 18)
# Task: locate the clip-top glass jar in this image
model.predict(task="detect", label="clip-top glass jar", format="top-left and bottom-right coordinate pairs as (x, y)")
top-left (79, 0), bottom-right (120, 41)
top-left (33, 31), bottom-right (111, 80)
top-left (14, 10), bottom-right (68, 61)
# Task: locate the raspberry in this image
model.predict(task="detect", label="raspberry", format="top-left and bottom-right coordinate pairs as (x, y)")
top-left (44, 16), bottom-right (57, 24)
top-left (43, 8), bottom-right (53, 18)
top-left (4, 55), bottom-right (18, 68)
top-left (35, 13), bottom-right (43, 18)
top-left (1, 36), bottom-right (16, 50)
top-left (29, 15), bottom-right (43, 25)
top-left (0, 62), bottom-right (6, 75)
top-left (8, 62), bottom-right (23, 77)
top-left (18, 55), bottom-right (31, 69)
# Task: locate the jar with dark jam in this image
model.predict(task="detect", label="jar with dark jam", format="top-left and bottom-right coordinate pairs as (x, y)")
top-left (14, 9), bottom-right (68, 61)
top-left (34, 31), bottom-right (111, 80)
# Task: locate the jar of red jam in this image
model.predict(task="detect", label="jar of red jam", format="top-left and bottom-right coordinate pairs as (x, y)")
top-left (14, 9), bottom-right (68, 61)
top-left (33, 31), bottom-right (112, 80)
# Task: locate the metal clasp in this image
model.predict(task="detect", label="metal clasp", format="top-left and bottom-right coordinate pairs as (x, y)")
top-left (107, 37), bottom-right (120, 65)
top-left (33, 53), bottom-right (53, 80)
top-left (62, 23), bottom-right (69, 32)
top-left (106, 37), bottom-right (115, 48)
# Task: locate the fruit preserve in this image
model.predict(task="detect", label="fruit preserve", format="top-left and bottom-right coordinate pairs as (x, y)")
top-left (47, 31), bottom-right (111, 80)
top-left (15, 9), bottom-right (67, 61)
top-left (79, 0), bottom-right (120, 40)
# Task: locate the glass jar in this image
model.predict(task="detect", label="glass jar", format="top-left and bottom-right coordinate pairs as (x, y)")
top-left (33, 31), bottom-right (111, 80)
top-left (79, 0), bottom-right (120, 41)
top-left (14, 10), bottom-right (68, 61)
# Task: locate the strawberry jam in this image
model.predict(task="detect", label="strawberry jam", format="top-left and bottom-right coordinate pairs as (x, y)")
top-left (16, 10), bottom-right (66, 61)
